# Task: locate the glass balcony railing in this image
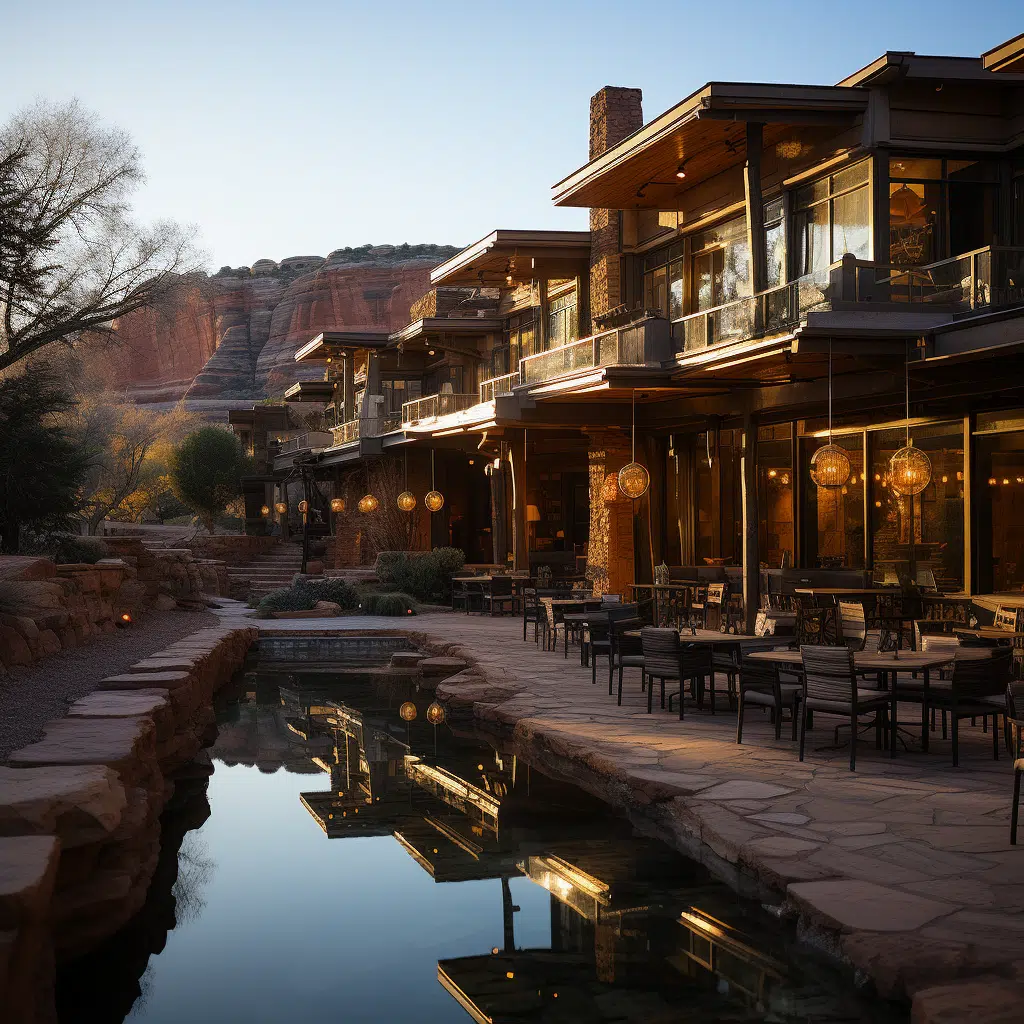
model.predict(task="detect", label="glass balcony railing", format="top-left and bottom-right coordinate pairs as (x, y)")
top-left (277, 431), bottom-right (335, 455)
top-left (330, 420), bottom-right (360, 446)
top-left (329, 416), bottom-right (401, 446)
top-left (478, 371), bottom-right (520, 404)
top-left (854, 246), bottom-right (1024, 309)
top-left (677, 269), bottom-right (831, 354)
top-left (519, 317), bottom-right (670, 386)
top-left (401, 393), bottom-right (478, 427)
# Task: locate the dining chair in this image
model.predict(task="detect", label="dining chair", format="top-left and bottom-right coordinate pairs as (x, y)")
top-left (1007, 680), bottom-right (1024, 844)
top-left (838, 600), bottom-right (867, 651)
top-left (610, 621), bottom-right (645, 705)
top-left (641, 627), bottom-right (712, 719)
top-left (483, 576), bottom-right (514, 616)
top-left (692, 582), bottom-right (726, 630)
top-left (736, 641), bottom-right (800, 743)
top-left (799, 645), bottom-right (892, 771)
top-left (929, 648), bottom-right (1012, 767)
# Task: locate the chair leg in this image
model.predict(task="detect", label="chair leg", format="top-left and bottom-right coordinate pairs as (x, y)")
top-left (952, 714), bottom-right (959, 768)
top-left (646, 673), bottom-right (653, 713)
top-left (993, 714), bottom-right (1000, 760)
top-left (942, 709), bottom-right (947, 739)
top-left (791, 699), bottom-right (799, 741)
top-left (849, 709), bottom-right (857, 771)
top-left (678, 681), bottom-right (685, 721)
top-left (709, 673), bottom-right (716, 715)
top-left (798, 704), bottom-right (807, 762)
top-left (618, 665), bottom-right (626, 707)
top-left (736, 693), bottom-right (745, 744)
top-left (774, 699), bottom-right (783, 740)
top-left (591, 656), bottom-right (597, 686)
top-left (1012, 768), bottom-right (1022, 845)
top-left (660, 677), bottom-right (665, 710)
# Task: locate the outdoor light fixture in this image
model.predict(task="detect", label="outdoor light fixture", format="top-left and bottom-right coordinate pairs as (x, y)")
top-left (890, 344), bottom-right (932, 497)
top-left (260, 504), bottom-right (270, 517)
top-left (330, 497), bottom-right (345, 513)
top-left (425, 449), bottom-right (444, 512)
top-left (618, 390), bottom-right (650, 499)
top-left (428, 349), bottom-right (435, 356)
top-left (399, 701), bottom-right (417, 722)
top-left (397, 491), bottom-right (417, 512)
top-left (358, 494), bottom-right (379, 513)
top-left (274, 502), bottom-right (287, 515)
top-left (810, 340), bottom-right (851, 489)
top-left (117, 612), bottom-right (132, 627)
top-left (426, 701), bottom-right (446, 725)
top-left (675, 161), bottom-right (687, 179)
top-left (297, 500), bottom-right (309, 513)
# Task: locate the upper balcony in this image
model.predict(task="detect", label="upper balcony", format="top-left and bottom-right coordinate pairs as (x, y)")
top-left (518, 316), bottom-right (671, 387)
top-left (329, 415), bottom-right (402, 447)
top-left (401, 392), bottom-right (478, 428)
top-left (277, 431), bottom-right (335, 456)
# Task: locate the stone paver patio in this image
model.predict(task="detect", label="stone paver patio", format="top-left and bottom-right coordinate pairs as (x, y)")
top-left (217, 603), bottom-right (1024, 1018)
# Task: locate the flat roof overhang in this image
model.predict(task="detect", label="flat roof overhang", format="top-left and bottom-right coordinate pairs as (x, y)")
top-left (390, 317), bottom-right (504, 345)
top-left (431, 229), bottom-right (592, 287)
top-left (294, 330), bottom-right (392, 363)
top-left (227, 406), bottom-right (291, 428)
top-left (283, 380), bottom-right (336, 402)
top-left (551, 82), bottom-right (868, 211)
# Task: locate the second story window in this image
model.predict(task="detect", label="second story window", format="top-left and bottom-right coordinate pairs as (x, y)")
top-left (504, 310), bottom-right (537, 372)
top-left (690, 214), bottom-right (751, 312)
top-left (793, 160), bottom-right (870, 276)
top-left (547, 286), bottom-right (578, 348)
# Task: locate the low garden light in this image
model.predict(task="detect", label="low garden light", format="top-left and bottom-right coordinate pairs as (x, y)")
top-left (117, 612), bottom-right (133, 628)
top-left (399, 701), bottom-right (417, 722)
top-left (330, 497), bottom-right (345, 513)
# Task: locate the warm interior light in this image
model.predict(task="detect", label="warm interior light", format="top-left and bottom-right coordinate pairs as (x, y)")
top-left (675, 161), bottom-right (687, 179)
top-left (428, 349), bottom-right (435, 356)
top-left (890, 445), bottom-right (932, 496)
top-left (989, 477), bottom-right (998, 485)
top-left (526, 504), bottom-right (541, 523)
top-left (768, 469), bottom-right (777, 478)
top-left (810, 444), bottom-right (851, 489)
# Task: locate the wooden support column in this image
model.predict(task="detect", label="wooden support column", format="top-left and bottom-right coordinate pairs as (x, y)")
top-left (342, 353), bottom-right (355, 421)
top-left (538, 279), bottom-right (550, 352)
top-left (744, 122), bottom-right (767, 297)
top-left (490, 460), bottom-right (509, 566)
top-left (741, 415), bottom-right (760, 633)
top-left (510, 435), bottom-right (528, 570)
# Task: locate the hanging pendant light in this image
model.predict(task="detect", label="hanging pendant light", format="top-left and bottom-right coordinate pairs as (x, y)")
top-left (425, 449), bottom-right (444, 512)
top-left (810, 340), bottom-right (851, 489)
top-left (330, 497), bottom-right (345, 513)
top-left (358, 494), bottom-right (378, 513)
top-left (397, 450), bottom-right (416, 510)
top-left (260, 504), bottom-right (270, 517)
top-left (618, 390), bottom-right (650, 499)
top-left (890, 343), bottom-right (932, 496)
top-left (274, 501), bottom-right (287, 515)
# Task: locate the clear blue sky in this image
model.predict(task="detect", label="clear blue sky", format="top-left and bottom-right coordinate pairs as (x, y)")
top-left (3, 1), bottom-right (1017, 269)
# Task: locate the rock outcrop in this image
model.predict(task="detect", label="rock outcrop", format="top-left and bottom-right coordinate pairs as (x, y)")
top-left (84, 244), bottom-right (461, 411)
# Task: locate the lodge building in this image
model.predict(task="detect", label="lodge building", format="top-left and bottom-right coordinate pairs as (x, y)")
top-left (234, 33), bottom-right (1024, 628)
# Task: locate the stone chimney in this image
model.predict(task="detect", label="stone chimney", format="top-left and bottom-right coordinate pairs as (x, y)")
top-left (588, 87), bottom-right (643, 325)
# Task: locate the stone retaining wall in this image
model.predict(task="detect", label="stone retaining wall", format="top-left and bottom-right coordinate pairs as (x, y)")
top-left (185, 535), bottom-right (278, 565)
top-left (0, 624), bottom-right (257, 1023)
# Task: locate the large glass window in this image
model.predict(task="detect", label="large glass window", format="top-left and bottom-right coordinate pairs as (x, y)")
top-left (800, 433), bottom-right (865, 568)
top-left (976, 425), bottom-right (1024, 593)
top-left (690, 215), bottom-right (751, 312)
top-left (764, 197), bottom-right (786, 288)
top-left (794, 160), bottom-right (871, 275)
top-left (641, 240), bottom-right (685, 320)
top-left (870, 423), bottom-right (964, 589)
top-left (503, 309), bottom-right (537, 372)
top-left (695, 429), bottom-right (742, 564)
top-left (757, 424), bottom-right (794, 568)
top-left (547, 287), bottom-right (578, 349)
top-left (381, 377), bottom-right (422, 416)
top-left (889, 157), bottom-right (998, 265)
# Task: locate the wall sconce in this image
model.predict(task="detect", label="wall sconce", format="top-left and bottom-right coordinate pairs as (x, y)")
top-left (526, 505), bottom-right (541, 523)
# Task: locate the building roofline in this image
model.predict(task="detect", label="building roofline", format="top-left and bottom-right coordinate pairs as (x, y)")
top-left (430, 230), bottom-right (591, 285)
top-left (294, 330), bottom-right (392, 362)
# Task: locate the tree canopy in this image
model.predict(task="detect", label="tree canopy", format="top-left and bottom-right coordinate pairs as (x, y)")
top-left (169, 427), bottom-right (249, 534)
top-left (0, 99), bottom-right (204, 373)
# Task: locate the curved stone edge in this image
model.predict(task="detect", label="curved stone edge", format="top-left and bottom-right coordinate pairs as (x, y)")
top-left (0, 624), bottom-right (257, 1023)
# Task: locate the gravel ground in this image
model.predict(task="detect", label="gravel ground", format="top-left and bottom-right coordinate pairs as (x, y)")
top-left (0, 608), bottom-right (217, 760)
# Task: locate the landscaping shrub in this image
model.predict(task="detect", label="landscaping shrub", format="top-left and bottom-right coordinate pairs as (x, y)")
top-left (375, 551), bottom-right (413, 593)
top-left (22, 532), bottom-right (109, 564)
top-left (361, 592), bottom-right (416, 616)
top-left (254, 587), bottom-right (314, 618)
top-left (253, 577), bottom-right (360, 618)
top-left (301, 578), bottom-right (359, 610)
top-left (410, 547), bottom-right (465, 603)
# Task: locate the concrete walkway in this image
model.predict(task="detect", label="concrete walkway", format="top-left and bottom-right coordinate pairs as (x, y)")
top-left (215, 601), bottom-right (1024, 1018)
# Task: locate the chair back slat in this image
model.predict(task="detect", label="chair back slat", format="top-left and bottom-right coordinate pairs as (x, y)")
top-left (838, 600), bottom-right (866, 650)
top-left (950, 648), bottom-right (1012, 700)
top-left (641, 627), bottom-right (680, 676)
top-left (921, 634), bottom-right (960, 655)
top-left (489, 577), bottom-right (513, 596)
top-left (800, 645), bottom-right (856, 702)
top-left (608, 603), bottom-right (640, 622)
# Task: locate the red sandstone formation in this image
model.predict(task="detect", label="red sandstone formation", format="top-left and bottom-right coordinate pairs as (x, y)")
top-left (83, 245), bottom-right (459, 407)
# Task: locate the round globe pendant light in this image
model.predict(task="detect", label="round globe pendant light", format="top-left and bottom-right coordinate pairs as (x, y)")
top-left (274, 501), bottom-right (287, 515)
top-left (426, 701), bottom-right (446, 725)
top-left (399, 701), bottom-right (417, 722)
top-left (260, 504), bottom-right (270, 517)
top-left (618, 390), bottom-right (650, 499)
top-left (358, 494), bottom-right (379, 513)
top-left (330, 497), bottom-right (345, 513)
top-left (890, 344), bottom-right (932, 497)
top-left (425, 450), bottom-right (444, 513)
top-left (397, 491), bottom-right (417, 512)
top-left (810, 340), bottom-right (851, 490)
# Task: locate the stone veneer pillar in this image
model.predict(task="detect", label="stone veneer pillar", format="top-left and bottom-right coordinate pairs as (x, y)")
top-left (588, 86), bottom-right (643, 325)
top-left (586, 431), bottom-right (635, 597)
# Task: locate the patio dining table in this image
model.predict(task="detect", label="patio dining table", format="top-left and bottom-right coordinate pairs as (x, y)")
top-left (747, 647), bottom-right (992, 755)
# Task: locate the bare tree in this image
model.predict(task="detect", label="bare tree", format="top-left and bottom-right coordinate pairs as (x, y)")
top-left (0, 99), bottom-right (205, 373)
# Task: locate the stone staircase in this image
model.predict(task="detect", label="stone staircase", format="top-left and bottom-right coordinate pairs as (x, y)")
top-left (227, 542), bottom-right (305, 599)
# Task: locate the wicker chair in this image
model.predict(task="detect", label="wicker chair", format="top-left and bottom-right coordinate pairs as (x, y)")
top-left (928, 648), bottom-right (1013, 767)
top-left (736, 641), bottom-right (800, 743)
top-left (641, 627), bottom-right (713, 719)
top-left (799, 646), bottom-right (892, 771)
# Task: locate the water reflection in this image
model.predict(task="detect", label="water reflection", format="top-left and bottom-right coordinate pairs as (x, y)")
top-left (58, 652), bottom-right (905, 1023)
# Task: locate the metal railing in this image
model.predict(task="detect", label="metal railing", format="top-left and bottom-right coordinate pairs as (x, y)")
top-left (331, 420), bottom-right (360, 446)
top-left (401, 392), bottom-right (478, 426)
top-left (478, 371), bottom-right (520, 403)
top-left (676, 269), bottom-right (831, 354)
top-left (277, 431), bottom-right (335, 455)
top-left (853, 246), bottom-right (1024, 309)
top-left (519, 318), bottom-right (666, 386)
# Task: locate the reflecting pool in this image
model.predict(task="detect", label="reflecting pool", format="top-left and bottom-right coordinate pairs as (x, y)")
top-left (57, 640), bottom-right (907, 1022)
